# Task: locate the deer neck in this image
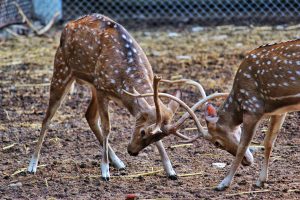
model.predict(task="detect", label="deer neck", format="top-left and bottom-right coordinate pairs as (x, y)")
top-left (217, 92), bottom-right (243, 129)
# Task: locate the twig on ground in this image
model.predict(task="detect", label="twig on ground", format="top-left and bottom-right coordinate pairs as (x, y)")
top-left (4, 109), bottom-right (10, 120)
top-left (170, 144), bottom-right (193, 148)
top-left (2, 143), bottom-right (16, 150)
top-left (11, 164), bottom-right (47, 176)
top-left (178, 172), bottom-right (202, 177)
top-left (12, 2), bottom-right (59, 35)
top-left (225, 189), bottom-right (271, 197)
top-left (14, 83), bottom-right (50, 88)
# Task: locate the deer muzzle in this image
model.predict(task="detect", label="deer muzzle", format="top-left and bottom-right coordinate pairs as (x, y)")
top-left (127, 131), bottom-right (167, 156)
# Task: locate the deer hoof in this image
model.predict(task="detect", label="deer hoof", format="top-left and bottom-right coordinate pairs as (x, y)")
top-left (255, 180), bottom-right (264, 188)
top-left (101, 176), bottom-right (110, 181)
top-left (214, 181), bottom-right (230, 191)
top-left (118, 167), bottom-right (126, 171)
top-left (168, 174), bottom-right (178, 180)
top-left (27, 157), bottom-right (38, 174)
top-left (214, 185), bottom-right (228, 191)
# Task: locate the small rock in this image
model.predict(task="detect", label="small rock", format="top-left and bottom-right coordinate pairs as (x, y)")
top-left (212, 162), bottom-right (226, 168)
top-left (168, 32), bottom-right (180, 37)
top-left (275, 25), bottom-right (285, 30)
top-left (151, 51), bottom-right (160, 56)
top-left (191, 26), bottom-right (204, 32)
top-left (176, 55), bottom-right (192, 60)
top-left (235, 43), bottom-right (243, 47)
top-left (210, 35), bottom-right (228, 41)
top-left (143, 32), bottom-right (151, 36)
top-left (9, 182), bottom-right (22, 187)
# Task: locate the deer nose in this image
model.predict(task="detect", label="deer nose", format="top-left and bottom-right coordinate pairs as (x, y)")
top-left (127, 148), bottom-right (139, 156)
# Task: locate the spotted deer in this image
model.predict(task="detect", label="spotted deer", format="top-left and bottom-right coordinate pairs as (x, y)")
top-left (27, 14), bottom-right (205, 181)
top-left (127, 39), bottom-right (300, 190)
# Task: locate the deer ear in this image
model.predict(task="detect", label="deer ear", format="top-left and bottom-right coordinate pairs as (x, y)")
top-left (205, 103), bottom-right (219, 124)
top-left (168, 90), bottom-right (181, 113)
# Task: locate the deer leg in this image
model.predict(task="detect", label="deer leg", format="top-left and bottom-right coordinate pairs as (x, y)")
top-left (216, 114), bottom-right (259, 191)
top-left (155, 140), bottom-right (177, 180)
top-left (28, 77), bottom-right (75, 173)
top-left (95, 96), bottom-right (111, 181)
top-left (85, 90), bottom-right (125, 170)
top-left (256, 113), bottom-right (286, 187)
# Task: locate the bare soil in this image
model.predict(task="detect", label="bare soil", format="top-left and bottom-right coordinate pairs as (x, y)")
top-left (0, 25), bottom-right (299, 199)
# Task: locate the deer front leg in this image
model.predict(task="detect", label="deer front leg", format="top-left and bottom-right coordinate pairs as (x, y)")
top-left (85, 90), bottom-right (125, 170)
top-left (97, 97), bottom-right (111, 181)
top-left (256, 114), bottom-right (286, 187)
top-left (216, 114), bottom-right (259, 191)
top-left (155, 140), bottom-right (177, 180)
top-left (28, 77), bottom-right (74, 173)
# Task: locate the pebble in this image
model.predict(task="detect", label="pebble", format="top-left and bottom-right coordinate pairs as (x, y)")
top-left (9, 182), bottom-right (22, 187)
top-left (191, 26), bottom-right (204, 32)
top-left (168, 32), bottom-right (180, 37)
top-left (212, 162), bottom-right (226, 168)
top-left (176, 55), bottom-right (192, 60)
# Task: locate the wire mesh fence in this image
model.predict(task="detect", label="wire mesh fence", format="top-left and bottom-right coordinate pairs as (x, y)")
top-left (62, 0), bottom-right (300, 25)
top-left (0, 0), bottom-right (32, 28)
top-left (1, 0), bottom-right (300, 28)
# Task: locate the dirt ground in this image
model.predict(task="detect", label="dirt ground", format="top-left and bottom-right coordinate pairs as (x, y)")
top-left (0, 24), bottom-right (300, 199)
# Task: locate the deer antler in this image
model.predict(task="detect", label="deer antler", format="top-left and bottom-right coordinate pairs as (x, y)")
top-left (174, 93), bottom-right (229, 129)
top-left (174, 92), bottom-right (229, 142)
top-left (151, 75), bottom-right (163, 134)
top-left (160, 79), bottom-right (206, 99)
top-left (123, 90), bottom-right (208, 139)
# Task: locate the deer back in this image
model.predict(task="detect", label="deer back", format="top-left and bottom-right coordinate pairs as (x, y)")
top-left (56, 14), bottom-right (160, 113)
top-left (223, 40), bottom-right (300, 116)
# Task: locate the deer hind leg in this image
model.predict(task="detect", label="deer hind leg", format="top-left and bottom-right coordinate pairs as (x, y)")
top-left (216, 114), bottom-right (259, 191)
top-left (155, 140), bottom-right (177, 180)
top-left (85, 89), bottom-right (125, 170)
top-left (28, 70), bottom-right (74, 173)
top-left (256, 113), bottom-right (286, 187)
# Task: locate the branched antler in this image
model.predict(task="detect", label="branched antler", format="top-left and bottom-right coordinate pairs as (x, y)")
top-left (152, 75), bottom-right (163, 134)
top-left (161, 78), bottom-right (206, 99)
top-left (123, 90), bottom-right (207, 140)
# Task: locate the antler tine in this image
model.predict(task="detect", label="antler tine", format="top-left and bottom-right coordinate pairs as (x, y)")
top-left (152, 75), bottom-right (163, 134)
top-left (123, 90), bottom-right (207, 139)
top-left (160, 79), bottom-right (207, 99)
top-left (173, 92), bottom-right (229, 137)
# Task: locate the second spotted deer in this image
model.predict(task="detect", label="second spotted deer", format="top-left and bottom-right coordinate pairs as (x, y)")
top-left (27, 14), bottom-right (204, 181)
top-left (127, 39), bottom-right (300, 190)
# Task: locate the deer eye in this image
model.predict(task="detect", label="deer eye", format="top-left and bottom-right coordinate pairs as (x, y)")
top-left (140, 130), bottom-right (146, 137)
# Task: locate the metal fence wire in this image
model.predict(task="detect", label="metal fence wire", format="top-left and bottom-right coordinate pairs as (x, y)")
top-left (0, 0), bottom-right (32, 28)
top-left (2, 0), bottom-right (300, 28)
top-left (62, 0), bottom-right (300, 25)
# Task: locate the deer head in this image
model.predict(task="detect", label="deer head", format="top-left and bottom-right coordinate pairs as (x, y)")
top-left (126, 76), bottom-right (208, 156)
top-left (204, 103), bottom-right (253, 166)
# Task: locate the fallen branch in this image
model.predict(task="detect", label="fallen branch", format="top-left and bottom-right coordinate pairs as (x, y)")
top-left (225, 189), bottom-right (271, 197)
top-left (178, 172), bottom-right (202, 177)
top-left (11, 164), bottom-right (47, 176)
top-left (5, 28), bottom-right (24, 39)
top-left (12, 1), bottom-right (59, 36)
top-left (14, 83), bottom-right (50, 88)
top-left (170, 143), bottom-right (193, 148)
top-left (2, 143), bottom-right (16, 150)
